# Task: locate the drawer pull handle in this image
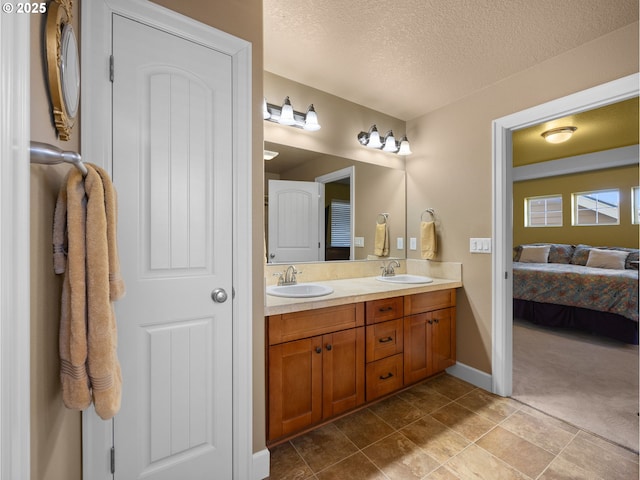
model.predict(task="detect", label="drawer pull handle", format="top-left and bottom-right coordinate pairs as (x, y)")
top-left (428, 320), bottom-right (433, 325)
top-left (326, 344), bottom-right (333, 351)
top-left (379, 372), bottom-right (394, 380)
top-left (315, 346), bottom-right (322, 354)
top-left (378, 307), bottom-right (394, 312)
top-left (379, 336), bottom-right (394, 343)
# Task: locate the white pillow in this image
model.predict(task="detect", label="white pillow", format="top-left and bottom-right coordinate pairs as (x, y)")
top-left (586, 248), bottom-right (628, 270)
top-left (518, 245), bottom-right (550, 263)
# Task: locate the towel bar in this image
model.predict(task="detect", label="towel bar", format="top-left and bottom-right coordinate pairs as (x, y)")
top-left (421, 208), bottom-right (435, 221)
top-left (377, 213), bottom-right (389, 224)
top-left (30, 141), bottom-right (87, 176)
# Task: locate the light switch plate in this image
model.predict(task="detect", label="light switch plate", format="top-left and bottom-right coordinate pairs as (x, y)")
top-left (354, 236), bottom-right (365, 248)
top-left (397, 237), bottom-right (404, 250)
top-left (470, 237), bottom-right (492, 253)
top-left (409, 237), bottom-right (417, 250)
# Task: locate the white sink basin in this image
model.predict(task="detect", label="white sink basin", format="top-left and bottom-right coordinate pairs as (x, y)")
top-left (376, 274), bottom-right (433, 284)
top-left (266, 283), bottom-right (334, 298)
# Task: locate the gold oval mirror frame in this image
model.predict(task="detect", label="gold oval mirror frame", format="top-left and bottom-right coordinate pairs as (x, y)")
top-left (46, 0), bottom-right (79, 141)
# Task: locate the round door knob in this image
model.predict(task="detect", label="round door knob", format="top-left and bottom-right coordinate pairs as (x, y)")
top-left (269, 253), bottom-right (275, 259)
top-left (211, 288), bottom-right (228, 303)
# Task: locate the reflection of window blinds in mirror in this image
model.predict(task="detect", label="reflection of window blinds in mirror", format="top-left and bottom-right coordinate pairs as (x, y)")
top-left (330, 200), bottom-right (351, 247)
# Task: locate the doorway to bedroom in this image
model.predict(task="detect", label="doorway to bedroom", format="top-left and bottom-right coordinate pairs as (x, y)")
top-left (505, 89), bottom-right (639, 452)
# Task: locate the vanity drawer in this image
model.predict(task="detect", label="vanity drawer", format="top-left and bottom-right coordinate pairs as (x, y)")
top-left (366, 319), bottom-right (403, 362)
top-left (365, 296), bottom-right (404, 324)
top-left (404, 289), bottom-right (455, 316)
top-left (268, 303), bottom-right (365, 345)
top-left (366, 354), bottom-right (403, 401)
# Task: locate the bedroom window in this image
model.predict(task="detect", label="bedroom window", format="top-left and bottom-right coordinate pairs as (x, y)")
top-left (572, 189), bottom-right (619, 226)
top-left (633, 187), bottom-right (640, 225)
top-left (525, 195), bottom-right (562, 227)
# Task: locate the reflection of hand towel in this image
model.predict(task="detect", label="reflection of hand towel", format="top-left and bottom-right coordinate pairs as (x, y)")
top-left (421, 221), bottom-right (436, 259)
top-left (374, 223), bottom-right (389, 256)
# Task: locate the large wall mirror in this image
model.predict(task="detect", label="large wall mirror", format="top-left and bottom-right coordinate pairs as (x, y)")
top-left (265, 141), bottom-right (406, 264)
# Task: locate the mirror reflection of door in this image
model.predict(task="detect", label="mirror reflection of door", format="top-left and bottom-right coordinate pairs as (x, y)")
top-left (316, 167), bottom-right (354, 261)
top-left (267, 179), bottom-right (324, 263)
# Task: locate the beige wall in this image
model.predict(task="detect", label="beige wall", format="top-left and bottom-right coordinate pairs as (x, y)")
top-left (405, 23), bottom-right (639, 373)
top-left (513, 164), bottom-right (640, 248)
top-left (30, 2), bottom-right (83, 479)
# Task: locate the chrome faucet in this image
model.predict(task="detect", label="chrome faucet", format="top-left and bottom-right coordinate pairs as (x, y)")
top-left (273, 265), bottom-right (301, 286)
top-left (380, 260), bottom-right (400, 277)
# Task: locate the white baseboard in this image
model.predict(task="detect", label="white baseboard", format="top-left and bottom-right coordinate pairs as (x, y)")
top-left (446, 362), bottom-right (493, 392)
top-left (252, 448), bottom-right (270, 480)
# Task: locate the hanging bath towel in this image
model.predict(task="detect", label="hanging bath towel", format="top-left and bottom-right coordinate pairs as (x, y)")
top-left (54, 164), bottom-right (125, 420)
top-left (421, 221), bottom-right (437, 260)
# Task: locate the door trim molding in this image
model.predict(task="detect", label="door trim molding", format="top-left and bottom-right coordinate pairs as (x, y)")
top-left (81, 1), bottom-right (253, 478)
top-left (0, 13), bottom-right (31, 480)
top-left (491, 73), bottom-right (639, 397)
top-left (316, 166), bottom-right (356, 260)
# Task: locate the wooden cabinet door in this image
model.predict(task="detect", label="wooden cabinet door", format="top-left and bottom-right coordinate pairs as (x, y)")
top-left (403, 313), bottom-right (431, 385)
top-left (322, 327), bottom-right (365, 418)
top-left (268, 336), bottom-right (323, 441)
top-left (404, 308), bottom-right (456, 386)
top-left (431, 307), bottom-right (456, 372)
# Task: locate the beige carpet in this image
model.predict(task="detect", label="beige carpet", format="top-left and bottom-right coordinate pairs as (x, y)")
top-left (513, 318), bottom-right (639, 452)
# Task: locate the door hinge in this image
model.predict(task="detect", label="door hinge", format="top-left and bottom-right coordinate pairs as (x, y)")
top-left (110, 446), bottom-right (115, 474)
top-left (318, 242), bottom-right (321, 248)
top-left (109, 55), bottom-right (114, 83)
top-left (505, 271), bottom-right (508, 280)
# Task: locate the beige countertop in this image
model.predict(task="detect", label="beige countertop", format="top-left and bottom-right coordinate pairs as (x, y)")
top-left (264, 276), bottom-right (462, 316)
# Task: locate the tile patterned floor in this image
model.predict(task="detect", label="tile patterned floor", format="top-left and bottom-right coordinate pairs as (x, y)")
top-left (268, 374), bottom-right (639, 480)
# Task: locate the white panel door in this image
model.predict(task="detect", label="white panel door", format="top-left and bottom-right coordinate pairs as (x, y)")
top-left (112, 15), bottom-right (233, 479)
top-left (268, 180), bottom-right (323, 263)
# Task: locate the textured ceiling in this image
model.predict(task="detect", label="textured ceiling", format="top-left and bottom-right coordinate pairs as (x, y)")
top-left (264, 0), bottom-right (638, 121)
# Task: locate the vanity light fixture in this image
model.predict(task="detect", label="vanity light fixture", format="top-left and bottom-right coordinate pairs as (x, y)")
top-left (357, 125), bottom-right (412, 155)
top-left (541, 126), bottom-right (577, 144)
top-left (263, 96), bottom-right (321, 131)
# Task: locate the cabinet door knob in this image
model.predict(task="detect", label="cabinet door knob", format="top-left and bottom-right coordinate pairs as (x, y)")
top-left (379, 372), bottom-right (394, 380)
top-left (379, 336), bottom-right (393, 343)
top-left (326, 344), bottom-right (332, 351)
top-left (427, 320), bottom-right (433, 325)
top-left (315, 346), bottom-right (322, 354)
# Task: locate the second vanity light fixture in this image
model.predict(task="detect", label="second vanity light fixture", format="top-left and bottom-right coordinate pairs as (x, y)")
top-left (357, 125), bottom-right (412, 155)
top-left (263, 96), bottom-right (321, 131)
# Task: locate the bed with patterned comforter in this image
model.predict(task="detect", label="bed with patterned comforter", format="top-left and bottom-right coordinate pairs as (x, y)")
top-left (513, 262), bottom-right (638, 322)
top-left (512, 243), bottom-right (639, 344)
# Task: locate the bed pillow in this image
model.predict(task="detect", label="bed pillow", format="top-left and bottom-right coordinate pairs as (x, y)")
top-left (570, 244), bottom-right (592, 266)
top-left (518, 245), bottom-right (551, 263)
top-left (513, 243), bottom-right (574, 263)
top-left (585, 248), bottom-right (628, 270)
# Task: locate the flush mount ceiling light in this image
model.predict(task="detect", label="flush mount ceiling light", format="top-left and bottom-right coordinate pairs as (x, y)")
top-left (263, 96), bottom-right (321, 131)
top-left (357, 125), bottom-right (412, 155)
top-left (541, 126), bottom-right (577, 144)
top-left (263, 150), bottom-right (279, 161)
